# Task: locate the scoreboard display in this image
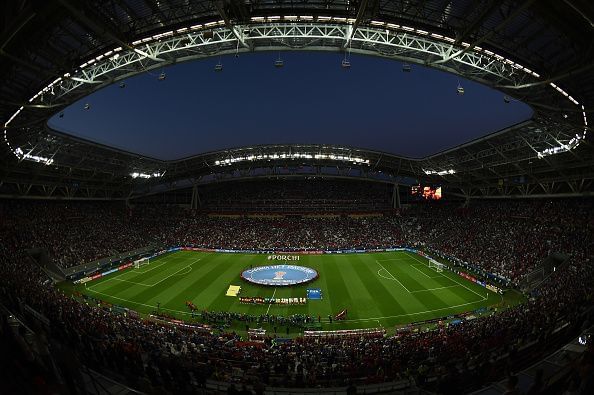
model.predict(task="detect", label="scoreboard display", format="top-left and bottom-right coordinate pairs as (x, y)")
top-left (411, 185), bottom-right (442, 200)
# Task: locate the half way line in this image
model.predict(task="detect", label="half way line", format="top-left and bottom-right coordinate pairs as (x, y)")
top-left (407, 253), bottom-right (487, 300)
top-left (375, 260), bottom-right (411, 293)
top-left (265, 288), bottom-right (277, 315)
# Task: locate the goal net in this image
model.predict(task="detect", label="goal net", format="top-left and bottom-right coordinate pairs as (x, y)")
top-left (134, 257), bottom-right (150, 269)
top-left (428, 259), bottom-right (444, 273)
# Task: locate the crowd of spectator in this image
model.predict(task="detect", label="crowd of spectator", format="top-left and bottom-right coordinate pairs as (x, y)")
top-left (403, 199), bottom-right (593, 281)
top-left (0, 200), bottom-right (144, 268)
top-left (1, 197), bottom-right (591, 286)
top-left (198, 179), bottom-right (393, 213)
top-left (0, 199), bottom-right (592, 392)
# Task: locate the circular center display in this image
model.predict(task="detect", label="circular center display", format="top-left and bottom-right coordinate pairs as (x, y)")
top-left (241, 265), bottom-right (318, 286)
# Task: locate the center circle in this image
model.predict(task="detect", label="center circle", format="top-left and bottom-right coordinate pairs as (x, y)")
top-left (241, 265), bottom-right (318, 287)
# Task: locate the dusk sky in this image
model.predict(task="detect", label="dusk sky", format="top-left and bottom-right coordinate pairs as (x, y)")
top-left (49, 51), bottom-right (533, 160)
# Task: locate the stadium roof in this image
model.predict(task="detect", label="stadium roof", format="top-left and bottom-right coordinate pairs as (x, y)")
top-left (1, 0), bottom-right (593, 199)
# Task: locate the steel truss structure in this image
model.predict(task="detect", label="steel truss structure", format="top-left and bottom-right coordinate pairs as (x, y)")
top-left (1, 0), bottom-right (593, 200)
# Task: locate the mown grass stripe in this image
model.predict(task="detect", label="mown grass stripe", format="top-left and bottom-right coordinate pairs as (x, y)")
top-left (349, 254), bottom-right (401, 320)
top-left (72, 250), bottom-right (503, 332)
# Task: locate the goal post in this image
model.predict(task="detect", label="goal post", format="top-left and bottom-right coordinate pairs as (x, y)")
top-left (134, 257), bottom-right (150, 269)
top-left (428, 259), bottom-right (444, 273)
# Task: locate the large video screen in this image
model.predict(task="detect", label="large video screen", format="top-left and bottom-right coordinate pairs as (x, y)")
top-left (411, 185), bottom-right (442, 200)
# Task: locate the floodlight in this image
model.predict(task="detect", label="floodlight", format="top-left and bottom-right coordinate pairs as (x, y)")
top-left (158, 72), bottom-right (166, 80)
top-left (402, 63), bottom-right (411, 72)
top-left (341, 59), bottom-right (351, 68)
top-left (84, 103), bottom-right (90, 110)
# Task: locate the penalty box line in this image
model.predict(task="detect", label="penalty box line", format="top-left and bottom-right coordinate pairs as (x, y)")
top-left (144, 257), bottom-right (202, 287)
top-left (92, 257), bottom-right (201, 289)
top-left (407, 253), bottom-right (487, 301)
top-left (96, 255), bottom-right (185, 285)
top-left (375, 260), bottom-right (412, 293)
top-left (410, 263), bottom-right (442, 279)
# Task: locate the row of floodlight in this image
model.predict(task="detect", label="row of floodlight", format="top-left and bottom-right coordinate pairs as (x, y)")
top-left (214, 153), bottom-right (371, 166)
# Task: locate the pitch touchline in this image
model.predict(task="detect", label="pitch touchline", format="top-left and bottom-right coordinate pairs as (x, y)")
top-left (325, 297), bottom-right (488, 323)
top-left (84, 287), bottom-right (488, 325)
top-left (375, 260), bottom-right (412, 293)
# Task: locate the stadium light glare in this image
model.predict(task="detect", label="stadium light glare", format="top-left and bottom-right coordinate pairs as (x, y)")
top-left (424, 169), bottom-right (456, 176)
top-left (14, 148), bottom-right (54, 165)
top-left (213, 152), bottom-right (370, 166)
top-left (130, 172), bottom-right (162, 179)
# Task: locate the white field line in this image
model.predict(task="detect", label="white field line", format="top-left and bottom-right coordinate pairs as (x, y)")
top-left (407, 253), bottom-right (487, 301)
top-left (265, 288), bottom-right (277, 315)
top-left (89, 254), bottom-right (186, 287)
top-left (85, 288), bottom-right (182, 313)
top-left (375, 260), bottom-right (411, 293)
top-left (377, 269), bottom-right (395, 281)
top-left (85, 287), bottom-right (490, 324)
top-left (146, 258), bottom-right (202, 287)
top-left (410, 284), bottom-right (461, 293)
top-left (110, 278), bottom-right (153, 287)
top-left (92, 257), bottom-right (201, 290)
top-left (170, 265), bottom-right (193, 276)
top-left (375, 258), bottom-right (409, 262)
top-left (410, 263), bottom-right (441, 279)
top-left (324, 297), bottom-right (490, 324)
top-left (134, 253), bottom-right (196, 273)
top-left (133, 259), bottom-right (170, 274)
top-left (378, 269), bottom-right (462, 293)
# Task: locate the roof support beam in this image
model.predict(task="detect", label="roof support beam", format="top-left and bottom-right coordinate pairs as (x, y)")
top-left (434, 0), bottom-right (537, 65)
top-left (496, 62), bottom-right (594, 89)
top-left (454, 0), bottom-right (499, 46)
top-left (0, 50), bottom-right (57, 78)
top-left (214, 1), bottom-right (249, 49)
top-left (57, 0), bottom-right (165, 62)
top-left (343, 0), bottom-right (371, 48)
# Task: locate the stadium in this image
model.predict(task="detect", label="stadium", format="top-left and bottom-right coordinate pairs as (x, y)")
top-left (0, 1), bottom-right (593, 394)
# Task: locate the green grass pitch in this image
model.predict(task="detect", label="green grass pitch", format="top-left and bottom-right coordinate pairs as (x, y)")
top-left (68, 250), bottom-right (509, 333)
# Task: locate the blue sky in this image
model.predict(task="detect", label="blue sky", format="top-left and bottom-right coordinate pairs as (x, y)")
top-left (49, 51), bottom-right (533, 160)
